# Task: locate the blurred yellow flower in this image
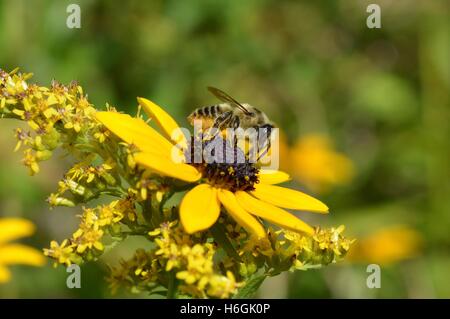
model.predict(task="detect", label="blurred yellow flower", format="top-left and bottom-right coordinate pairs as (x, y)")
top-left (347, 225), bottom-right (423, 265)
top-left (96, 98), bottom-right (330, 238)
top-left (286, 134), bottom-right (354, 193)
top-left (0, 218), bottom-right (46, 283)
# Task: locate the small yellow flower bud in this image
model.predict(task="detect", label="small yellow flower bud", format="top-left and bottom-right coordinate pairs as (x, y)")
top-left (36, 150), bottom-right (52, 161)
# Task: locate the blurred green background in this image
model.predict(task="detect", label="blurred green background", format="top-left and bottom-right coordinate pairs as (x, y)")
top-left (0, 0), bottom-right (448, 298)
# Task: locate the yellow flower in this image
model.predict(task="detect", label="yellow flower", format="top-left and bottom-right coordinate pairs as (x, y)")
top-left (72, 223), bottom-right (104, 253)
top-left (177, 243), bottom-right (217, 291)
top-left (347, 225), bottom-right (422, 265)
top-left (0, 218), bottom-right (45, 283)
top-left (287, 134), bottom-right (354, 193)
top-left (98, 201), bottom-right (124, 226)
top-left (207, 271), bottom-right (241, 298)
top-left (95, 97), bottom-right (329, 238)
top-left (43, 239), bottom-right (78, 267)
top-left (22, 149), bottom-right (40, 175)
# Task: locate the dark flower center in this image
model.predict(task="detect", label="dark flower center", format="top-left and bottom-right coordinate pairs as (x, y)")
top-left (185, 136), bottom-right (259, 192)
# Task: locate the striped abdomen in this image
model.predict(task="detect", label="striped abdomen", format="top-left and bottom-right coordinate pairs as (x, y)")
top-left (188, 104), bottom-right (229, 125)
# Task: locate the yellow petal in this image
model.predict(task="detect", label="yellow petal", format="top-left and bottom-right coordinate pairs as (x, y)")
top-left (235, 191), bottom-right (314, 235)
top-left (95, 111), bottom-right (174, 155)
top-left (137, 97), bottom-right (187, 148)
top-left (252, 184), bottom-right (328, 213)
top-left (258, 170), bottom-right (291, 185)
top-left (217, 189), bottom-right (266, 238)
top-left (0, 244), bottom-right (46, 266)
top-left (0, 218), bottom-right (35, 244)
top-left (0, 266), bottom-right (11, 283)
top-left (180, 184), bottom-right (221, 233)
top-left (134, 152), bottom-right (201, 182)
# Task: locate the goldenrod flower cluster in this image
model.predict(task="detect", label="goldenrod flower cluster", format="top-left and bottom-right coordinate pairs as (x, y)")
top-left (1, 68), bottom-right (97, 175)
top-left (108, 221), bottom-right (241, 298)
top-left (0, 68), bottom-right (353, 298)
top-left (43, 199), bottom-right (136, 266)
top-left (108, 221), bottom-right (353, 298)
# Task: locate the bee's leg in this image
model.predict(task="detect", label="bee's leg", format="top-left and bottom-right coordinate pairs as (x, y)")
top-left (204, 111), bottom-right (233, 140)
top-left (229, 116), bottom-right (241, 151)
top-left (247, 126), bottom-right (259, 161)
top-left (231, 116), bottom-right (240, 129)
top-left (213, 111), bottom-right (233, 130)
top-left (256, 124), bottom-right (273, 161)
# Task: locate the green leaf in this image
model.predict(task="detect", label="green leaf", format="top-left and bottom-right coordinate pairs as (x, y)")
top-left (234, 275), bottom-right (267, 299)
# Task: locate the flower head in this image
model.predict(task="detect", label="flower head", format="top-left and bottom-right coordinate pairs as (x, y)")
top-left (96, 97), bottom-right (329, 238)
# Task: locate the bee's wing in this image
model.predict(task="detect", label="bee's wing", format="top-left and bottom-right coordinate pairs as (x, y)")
top-left (207, 86), bottom-right (251, 115)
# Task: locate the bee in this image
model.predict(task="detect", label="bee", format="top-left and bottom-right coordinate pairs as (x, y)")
top-left (188, 87), bottom-right (275, 158)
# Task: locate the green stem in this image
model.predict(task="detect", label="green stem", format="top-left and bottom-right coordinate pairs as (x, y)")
top-left (120, 229), bottom-right (149, 236)
top-left (210, 223), bottom-right (241, 262)
top-left (167, 271), bottom-right (177, 299)
top-left (141, 199), bottom-right (155, 229)
top-left (150, 193), bottom-right (162, 227)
